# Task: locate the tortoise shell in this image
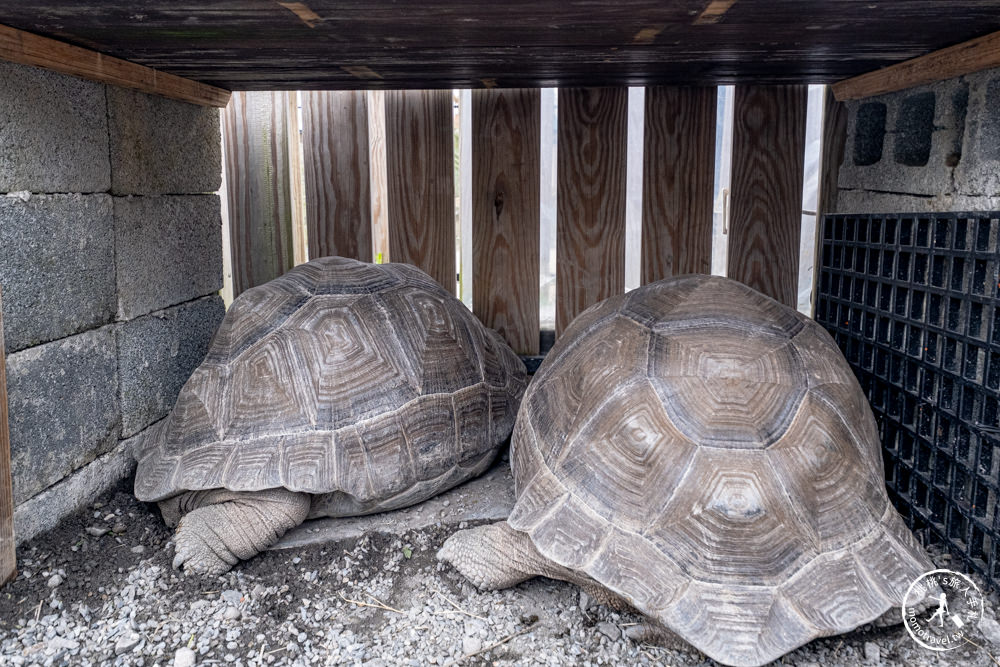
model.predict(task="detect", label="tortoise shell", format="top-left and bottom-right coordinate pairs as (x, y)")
top-left (508, 275), bottom-right (932, 666)
top-left (134, 256), bottom-right (526, 517)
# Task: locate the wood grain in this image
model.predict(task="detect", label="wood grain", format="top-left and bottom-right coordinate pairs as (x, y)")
top-left (302, 91), bottom-right (373, 262)
top-left (818, 86), bottom-right (847, 218)
top-left (286, 92), bottom-right (309, 267)
top-left (833, 29), bottom-right (1000, 100)
top-left (472, 89), bottom-right (541, 355)
top-left (641, 86), bottom-right (717, 284)
top-left (223, 91), bottom-right (298, 297)
top-left (367, 91), bottom-right (390, 263)
top-left (0, 23), bottom-right (230, 107)
top-left (556, 87), bottom-right (628, 336)
top-left (0, 289), bottom-right (14, 586)
top-left (727, 85), bottom-right (807, 308)
top-left (385, 90), bottom-right (455, 292)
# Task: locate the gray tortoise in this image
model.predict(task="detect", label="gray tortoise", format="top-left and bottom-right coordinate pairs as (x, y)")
top-left (134, 256), bottom-right (526, 575)
top-left (439, 274), bottom-right (933, 667)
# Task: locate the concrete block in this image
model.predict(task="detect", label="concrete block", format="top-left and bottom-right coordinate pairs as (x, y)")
top-left (0, 61), bottom-right (111, 193)
top-left (108, 87), bottom-right (222, 195)
top-left (0, 194), bottom-right (116, 353)
top-left (6, 327), bottom-right (120, 505)
top-left (954, 70), bottom-right (1000, 197)
top-left (115, 195), bottom-right (223, 319)
top-left (13, 433), bottom-right (139, 545)
top-left (117, 295), bottom-right (225, 437)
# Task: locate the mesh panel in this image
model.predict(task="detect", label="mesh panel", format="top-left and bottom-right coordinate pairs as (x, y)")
top-left (815, 212), bottom-right (1000, 589)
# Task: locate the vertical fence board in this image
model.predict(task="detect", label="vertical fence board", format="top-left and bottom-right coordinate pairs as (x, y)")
top-left (302, 90), bottom-right (372, 262)
top-left (285, 92), bottom-right (309, 267)
top-left (818, 86), bottom-right (848, 219)
top-left (641, 86), bottom-right (717, 283)
top-left (385, 90), bottom-right (455, 291)
top-left (222, 91), bottom-right (298, 297)
top-left (367, 91), bottom-right (390, 263)
top-left (556, 87), bottom-right (628, 336)
top-left (472, 89), bottom-right (541, 355)
top-left (0, 290), bottom-right (14, 586)
top-left (727, 85), bottom-right (807, 307)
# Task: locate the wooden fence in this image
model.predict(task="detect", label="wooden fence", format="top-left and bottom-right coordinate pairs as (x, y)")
top-left (222, 86), bottom-right (844, 356)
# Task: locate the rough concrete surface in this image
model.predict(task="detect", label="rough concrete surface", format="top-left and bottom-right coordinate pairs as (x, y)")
top-left (954, 71), bottom-right (1000, 198)
top-left (116, 296), bottom-right (225, 437)
top-left (0, 61), bottom-right (111, 193)
top-left (0, 193), bottom-right (116, 353)
top-left (5, 326), bottom-right (120, 505)
top-left (107, 87), bottom-right (222, 195)
top-left (115, 195), bottom-right (223, 319)
top-left (13, 432), bottom-right (140, 545)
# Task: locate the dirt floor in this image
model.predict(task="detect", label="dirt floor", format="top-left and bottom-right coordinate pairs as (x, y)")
top-left (2, 470), bottom-right (1000, 667)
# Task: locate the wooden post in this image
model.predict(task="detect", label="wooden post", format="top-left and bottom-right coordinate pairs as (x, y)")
top-left (385, 90), bottom-right (455, 292)
top-left (222, 91), bottom-right (300, 297)
top-left (0, 289), bottom-right (15, 586)
top-left (472, 89), bottom-right (541, 355)
top-left (556, 87), bottom-right (628, 336)
top-left (727, 85), bottom-right (808, 308)
top-left (641, 86), bottom-right (717, 284)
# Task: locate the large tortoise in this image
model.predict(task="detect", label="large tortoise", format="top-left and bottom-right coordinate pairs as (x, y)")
top-left (134, 256), bottom-right (526, 575)
top-left (439, 274), bottom-right (933, 667)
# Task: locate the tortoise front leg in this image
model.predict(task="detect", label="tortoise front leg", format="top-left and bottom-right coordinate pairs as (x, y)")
top-left (159, 488), bottom-right (311, 575)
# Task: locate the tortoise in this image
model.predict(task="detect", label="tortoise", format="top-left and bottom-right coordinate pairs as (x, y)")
top-left (439, 274), bottom-right (933, 667)
top-left (134, 256), bottom-right (526, 575)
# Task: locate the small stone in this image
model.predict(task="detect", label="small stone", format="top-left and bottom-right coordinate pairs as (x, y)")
top-left (462, 636), bottom-right (482, 655)
top-left (112, 522), bottom-right (126, 534)
top-left (46, 574), bottom-right (63, 588)
top-left (597, 622), bottom-right (620, 641)
top-left (131, 545), bottom-right (146, 554)
top-left (223, 606), bottom-right (241, 621)
top-left (980, 617), bottom-right (1000, 646)
top-left (863, 641), bottom-right (880, 663)
top-left (220, 590), bottom-right (243, 605)
top-left (442, 500), bottom-right (450, 507)
top-left (86, 526), bottom-right (109, 537)
top-left (578, 591), bottom-right (590, 611)
top-left (115, 632), bottom-right (142, 655)
top-left (174, 646), bottom-right (197, 667)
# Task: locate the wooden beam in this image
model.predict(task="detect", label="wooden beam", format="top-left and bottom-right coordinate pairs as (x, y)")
top-left (385, 90), bottom-right (456, 292)
top-left (0, 23), bottom-right (230, 108)
top-left (817, 86), bottom-right (848, 219)
top-left (833, 30), bottom-right (1000, 101)
top-left (641, 86), bottom-right (716, 284)
top-left (0, 289), bottom-right (15, 587)
top-left (302, 91), bottom-right (373, 262)
top-left (727, 85), bottom-right (807, 308)
top-left (556, 87), bottom-right (628, 336)
top-left (472, 89), bottom-right (541, 355)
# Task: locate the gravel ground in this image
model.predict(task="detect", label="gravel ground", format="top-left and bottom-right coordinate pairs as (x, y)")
top-left (2, 477), bottom-right (1000, 667)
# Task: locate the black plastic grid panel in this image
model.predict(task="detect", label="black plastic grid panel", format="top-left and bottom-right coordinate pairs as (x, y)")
top-left (815, 212), bottom-right (1000, 589)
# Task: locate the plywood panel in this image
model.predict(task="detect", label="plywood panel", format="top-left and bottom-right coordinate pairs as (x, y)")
top-left (556, 87), bottom-right (628, 336)
top-left (223, 91), bottom-right (298, 297)
top-left (472, 89), bottom-right (541, 355)
top-left (302, 90), bottom-right (372, 262)
top-left (641, 86), bottom-right (717, 284)
top-left (385, 90), bottom-right (455, 292)
top-left (727, 85), bottom-right (807, 307)
top-left (0, 290), bottom-right (14, 586)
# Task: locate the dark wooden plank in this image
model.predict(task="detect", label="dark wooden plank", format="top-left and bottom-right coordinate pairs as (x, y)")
top-left (223, 91), bottom-right (298, 297)
top-left (471, 88), bottom-right (541, 355)
top-left (641, 86), bottom-right (717, 284)
top-left (556, 87), bottom-right (628, 336)
top-left (385, 89), bottom-right (455, 292)
top-left (301, 90), bottom-right (372, 262)
top-left (727, 85), bottom-right (807, 308)
top-left (818, 86), bottom-right (848, 218)
top-left (0, 289), bottom-right (14, 587)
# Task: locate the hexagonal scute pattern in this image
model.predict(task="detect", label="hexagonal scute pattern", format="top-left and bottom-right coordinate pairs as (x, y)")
top-left (134, 256), bottom-right (526, 514)
top-left (508, 274), bottom-right (934, 667)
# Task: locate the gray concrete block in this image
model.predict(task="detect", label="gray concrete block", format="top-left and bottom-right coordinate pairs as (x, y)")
top-left (115, 195), bottom-right (223, 319)
top-left (117, 295), bottom-right (225, 437)
top-left (13, 432), bottom-right (139, 545)
top-left (954, 70), bottom-right (1000, 197)
top-left (6, 327), bottom-right (121, 505)
top-left (108, 87), bottom-right (222, 195)
top-left (0, 194), bottom-right (116, 353)
top-left (0, 62), bottom-right (111, 193)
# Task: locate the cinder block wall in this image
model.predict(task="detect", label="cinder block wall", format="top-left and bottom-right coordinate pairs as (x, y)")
top-left (0, 61), bottom-right (226, 542)
top-left (834, 67), bottom-right (1000, 212)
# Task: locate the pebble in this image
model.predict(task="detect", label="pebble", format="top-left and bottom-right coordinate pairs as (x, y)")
top-left (461, 636), bottom-right (482, 655)
top-left (597, 622), bottom-right (620, 641)
top-left (863, 640), bottom-right (880, 663)
top-left (115, 631), bottom-right (142, 655)
top-left (223, 606), bottom-right (241, 621)
top-left (980, 617), bottom-right (1000, 646)
top-left (46, 574), bottom-right (62, 588)
top-left (113, 521), bottom-right (127, 534)
top-left (579, 591), bottom-right (591, 611)
top-left (174, 646), bottom-right (197, 667)
top-left (86, 525), bottom-right (109, 537)
top-left (131, 545), bottom-right (146, 554)
top-left (220, 590), bottom-right (243, 605)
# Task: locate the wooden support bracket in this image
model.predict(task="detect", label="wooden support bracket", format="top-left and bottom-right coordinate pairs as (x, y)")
top-left (0, 289), bottom-right (15, 587)
top-left (0, 23), bottom-right (231, 108)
